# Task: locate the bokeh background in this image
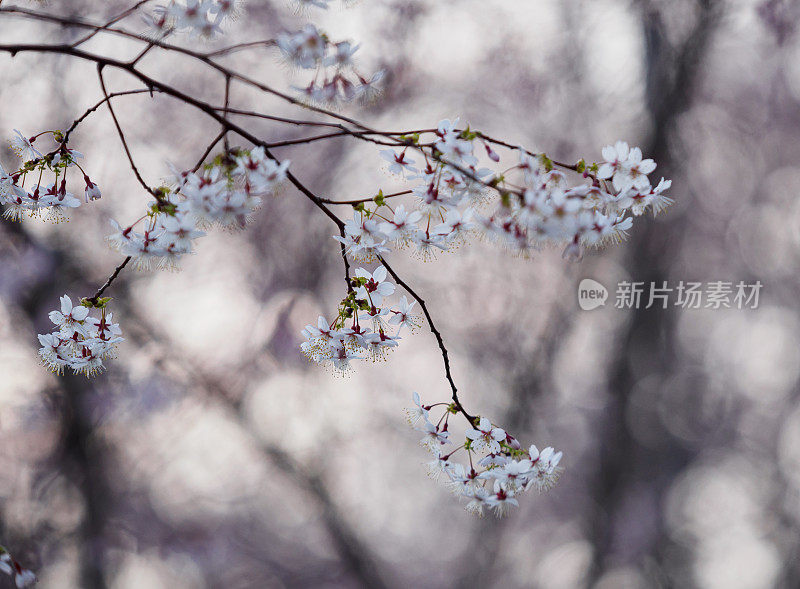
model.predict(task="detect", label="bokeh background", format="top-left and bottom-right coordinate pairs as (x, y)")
top-left (2, 0), bottom-right (800, 587)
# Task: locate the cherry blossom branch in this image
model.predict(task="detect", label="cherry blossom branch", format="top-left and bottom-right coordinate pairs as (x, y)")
top-left (0, 40), bottom-right (582, 361)
top-left (0, 3), bottom-right (588, 187)
top-left (0, 41), bottom-right (562, 420)
top-left (2, 0), bottom-right (667, 523)
top-left (0, 7), bottom-right (579, 201)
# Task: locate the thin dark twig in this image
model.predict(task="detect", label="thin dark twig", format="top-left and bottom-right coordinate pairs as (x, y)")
top-left (88, 257), bottom-right (132, 303)
top-left (475, 131), bottom-right (590, 175)
top-left (338, 230), bottom-right (353, 293)
top-left (263, 130), bottom-right (423, 149)
top-left (223, 74), bottom-right (231, 153)
top-left (191, 129), bottom-right (227, 172)
top-left (70, 0), bottom-right (152, 48)
top-left (207, 39), bottom-right (276, 57)
top-left (130, 40), bottom-right (156, 65)
top-left (217, 106), bottom-right (351, 129)
top-left (377, 254), bottom-right (476, 425)
top-left (96, 66), bottom-right (156, 195)
top-left (64, 88), bottom-right (158, 142)
top-left (319, 189), bottom-right (413, 205)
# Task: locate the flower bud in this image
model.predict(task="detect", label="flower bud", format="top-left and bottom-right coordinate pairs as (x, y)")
top-left (84, 177), bottom-right (101, 202)
top-left (484, 143), bottom-right (500, 162)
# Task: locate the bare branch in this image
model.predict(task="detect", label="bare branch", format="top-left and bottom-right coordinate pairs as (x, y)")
top-left (96, 65), bottom-right (156, 196)
top-left (378, 255), bottom-right (476, 425)
top-left (87, 257), bottom-right (132, 304)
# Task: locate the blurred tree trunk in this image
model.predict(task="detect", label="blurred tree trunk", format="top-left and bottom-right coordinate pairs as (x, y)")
top-left (586, 1), bottom-right (722, 585)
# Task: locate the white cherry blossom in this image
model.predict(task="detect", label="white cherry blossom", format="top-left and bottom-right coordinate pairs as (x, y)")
top-left (354, 265), bottom-right (395, 307)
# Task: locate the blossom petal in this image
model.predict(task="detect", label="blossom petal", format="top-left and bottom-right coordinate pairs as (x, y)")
top-left (373, 266), bottom-right (387, 283)
top-left (60, 295), bottom-right (72, 315)
top-left (71, 306), bottom-right (90, 321)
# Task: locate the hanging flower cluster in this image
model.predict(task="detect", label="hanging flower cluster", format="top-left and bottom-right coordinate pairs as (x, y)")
top-left (0, 129), bottom-right (101, 223)
top-left (107, 147), bottom-right (289, 270)
top-left (38, 296), bottom-right (124, 377)
top-left (278, 24), bottom-right (384, 104)
top-left (300, 265), bottom-right (420, 372)
top-left (407, 393), bottom-right (564, 517)
top-left (145, 0), bottom-right (241, 38)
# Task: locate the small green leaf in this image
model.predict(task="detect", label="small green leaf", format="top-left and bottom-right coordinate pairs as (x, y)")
top-left (80, 296), bottom-right (112, 309)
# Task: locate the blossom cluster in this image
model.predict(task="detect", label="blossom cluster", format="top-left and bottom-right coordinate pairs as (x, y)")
top-left (145, 0), bottom-right (382, 102)
top-left (407, 393), bottom-right (563, 517)
top-left (278, 24), bottom-right (384, 104)
top-left (0, 129), bottom-right (101, 223)
top-left (145, 0), bottom-right (240, 38)
top-left (38, 296), bottom-right (124, 377)
top-left (300, 266), bottom-right (420, 372)
top-left (336, 120), bottom-right (672, 263)
top-left (107, 147), bottom-right (289, 270)
top-left (0, 546), bottom-right (36, 588)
